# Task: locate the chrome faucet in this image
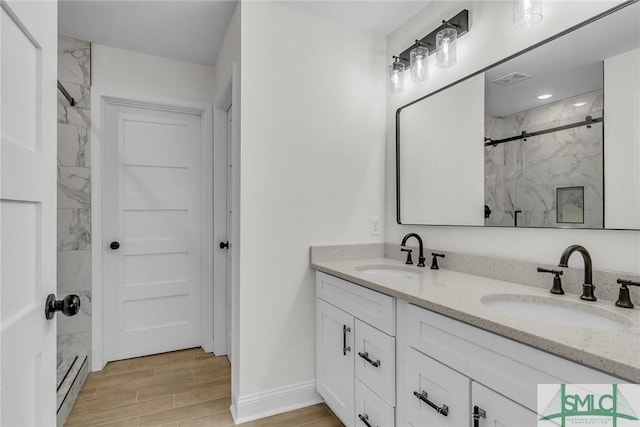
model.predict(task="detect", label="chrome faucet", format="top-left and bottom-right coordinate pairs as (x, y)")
top-left (558, 245), bottom-right (596, 301)
top-left (401, 233), bottom-right (426, 267)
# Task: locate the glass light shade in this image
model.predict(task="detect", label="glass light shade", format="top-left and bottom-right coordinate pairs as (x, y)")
top-left (388, 58), bottom-right (405, 93)
top-left (513, 0), bottom-right (543, 29)
top-left (410, 45), bottom-right (429, 82)
top-left (436, 27), bottom-right (457, 68)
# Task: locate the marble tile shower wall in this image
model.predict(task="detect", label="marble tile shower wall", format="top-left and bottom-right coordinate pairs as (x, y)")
top-left (485, 90), bottom-right (603, 228)
top-left (57, 37), bottom-right (91, 365)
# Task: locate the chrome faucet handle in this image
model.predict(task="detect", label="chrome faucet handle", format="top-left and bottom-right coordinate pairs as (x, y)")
top-left (615, 279), bottom-right (640, 309)
top-left (537, 267), bottom-right (564, 295)
top-left (401, 248), bottom-right (413, 265)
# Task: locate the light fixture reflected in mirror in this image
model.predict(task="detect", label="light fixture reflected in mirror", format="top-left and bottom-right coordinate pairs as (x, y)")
top-left (389, 56), bottom-right (405, 93)
top-left (513, 0), bottom-right (543, 29)
top-left (410, 41), bottom-right (429, 82)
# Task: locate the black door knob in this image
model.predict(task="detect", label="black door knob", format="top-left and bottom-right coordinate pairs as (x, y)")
top-left (45, 294), bottom-right (81, 320)
top-left (110, 241), bottom-right (120, 250)
top-left (219, 241), bottom-right (229, 250)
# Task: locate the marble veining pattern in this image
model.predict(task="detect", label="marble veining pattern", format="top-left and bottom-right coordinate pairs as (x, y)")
top-left (485, 90), bottom-right (603, 228)
top-left (57, 332), bottom-right (92, 368)
top-left (57, 36), bottom-right (91, 365)
top-left (57, 250), bottom-right (91, 293)
top-left (58, 167), bottom-right (90, 209)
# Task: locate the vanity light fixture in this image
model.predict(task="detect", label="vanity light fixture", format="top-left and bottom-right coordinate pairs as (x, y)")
top-left (389, 56), bottom-right (406, 93)
top-left (537, 93), bottom-right (553, 100)
top-left (389, 9), bottom-right (469, 92)
top-left (573, 102), bottom-right (587, 107)
top-left (513, 0), bottom-right (543, 29)
top-left (410, 41), bottom-right (429, 82)
top-left (436, 23), bottom-right (458, 68)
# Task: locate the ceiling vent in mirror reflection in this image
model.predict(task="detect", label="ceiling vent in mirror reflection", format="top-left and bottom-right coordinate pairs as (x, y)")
top-left (491, 72), bottom-right (532, 86)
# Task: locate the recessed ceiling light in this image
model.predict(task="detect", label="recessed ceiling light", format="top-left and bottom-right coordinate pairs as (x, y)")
top-left (573, 102), bottom-right (586, 107)
top-left (537, 94), bottom-right (553, 100)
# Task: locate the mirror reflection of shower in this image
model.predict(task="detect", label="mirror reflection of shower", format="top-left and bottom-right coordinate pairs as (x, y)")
top-left (484, 89), bottom-right (603, 229)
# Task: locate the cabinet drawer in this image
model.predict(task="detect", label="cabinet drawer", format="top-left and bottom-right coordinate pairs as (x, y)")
top-left (316, 272), bottom-right (395, 335)
top-left (355, 379), bottom-right (394, 427)
top-left (472, 382), bottom-right (538, 427)
top-left (405, 303), bottom-right (622, 412)
top-left (400, 348), bottom-right (470, 427)
top-left (355, 319), bottom-right (395, 406)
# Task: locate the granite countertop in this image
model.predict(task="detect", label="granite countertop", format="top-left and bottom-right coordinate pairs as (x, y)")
top-left (312, 257), bottom-right (640, 382)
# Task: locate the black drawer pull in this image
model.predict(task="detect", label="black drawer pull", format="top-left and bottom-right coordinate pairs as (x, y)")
top-left (473, 405), bottom-right (486, 427)
top-left (358, 351), bottom-right (381, 367)
top-left (358, 413), bottom-right (374, 427)
top-left (342, 325), bottom-right (351, 355)
top-left (414, 390), bottom-right (449, 417)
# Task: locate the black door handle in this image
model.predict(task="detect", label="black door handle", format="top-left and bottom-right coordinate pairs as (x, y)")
top-left (45, 294), bottom-right (80, 320)
top-left (110, 241), bottom-right (120, 250)
top-left (219, 241), bottom-right (229, 249)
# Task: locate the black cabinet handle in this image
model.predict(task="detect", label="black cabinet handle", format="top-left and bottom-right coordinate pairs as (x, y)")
top-left (414, 391), bottom-right (449, 417)
top-left (219, 241), bottom-right (229, 249)
top-left (110, 241), bottom-right (120, 250)
top-left (473, 405), bottom-right (486, 427)
top-left (358, 413), bottom-right (374, 427)
top-left (45, 294), bottom-right (80, 320)
top-left (342, 325), bottom-right (351, 355)
top-left (358, 351), bottom-right (380, 367)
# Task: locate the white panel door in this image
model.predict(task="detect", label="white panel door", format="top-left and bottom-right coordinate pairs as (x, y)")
top-left (104, 104), bottom-right (202, 361)
top-left (0, 0), bottom-right (57, 425)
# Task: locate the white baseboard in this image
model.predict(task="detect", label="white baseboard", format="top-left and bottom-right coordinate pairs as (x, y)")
top-left (231, 380), bottom-right (323, 425)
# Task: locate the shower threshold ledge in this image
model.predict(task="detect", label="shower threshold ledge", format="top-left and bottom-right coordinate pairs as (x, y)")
top-left (57, 355), bottom-right (88, 426)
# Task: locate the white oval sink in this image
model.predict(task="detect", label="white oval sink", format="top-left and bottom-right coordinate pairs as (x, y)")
top-left (356, 265), bottom-right (424, 279)
top-left (481, 294), bottom-right (632, 331)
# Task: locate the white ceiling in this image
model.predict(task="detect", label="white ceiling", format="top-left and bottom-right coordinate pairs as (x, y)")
top-left (58, 0), bottom-right (430, 66)
top-left (58, 1), bottom-right (238, 66)
top-left (486, 1), bottom-right (640, 117)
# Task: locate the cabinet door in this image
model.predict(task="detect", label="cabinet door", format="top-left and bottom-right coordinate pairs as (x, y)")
top-left (400, 348), bottom-right (470, 427)
top-left (355, 379), bottom-right (395, 427)
top-left (355, 319), bottom-right (396, 406)
top-left (316, 298), bottom-right (355, 427)
top-left (472, 382), bottom-right (538, 427)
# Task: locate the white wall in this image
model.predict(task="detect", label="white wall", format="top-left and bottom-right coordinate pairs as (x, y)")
top-left (238, 0), bottom-right (386, 398)
top-left (92, 44), bottom-right (216, 101)
top-left (386, 1), bottom-right (640, 275)
top-left (210, 0), bottom-right (241, 412)
top-left (605, 48), bottom-right (640, 229)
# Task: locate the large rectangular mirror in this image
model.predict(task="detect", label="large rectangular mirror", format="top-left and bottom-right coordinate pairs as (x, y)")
top-left (397, 0), bottom-right (640, 229)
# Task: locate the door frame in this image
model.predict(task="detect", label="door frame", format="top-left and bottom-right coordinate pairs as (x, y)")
top-left (212, 75), bottom-right (232, 357)
top-left (91, 88), bottom-right (213, 371)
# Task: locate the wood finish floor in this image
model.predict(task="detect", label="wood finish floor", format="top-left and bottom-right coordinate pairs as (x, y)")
top-left (66, 348), bottom-right (343, 427)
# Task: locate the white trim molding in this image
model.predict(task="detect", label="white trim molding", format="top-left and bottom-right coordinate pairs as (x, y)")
top-left (90, 87), bottom-right (214, 371)
top-left (212, 74), bottom-right (233, 357)
top-left (231, 381), bottom-right (323, 425)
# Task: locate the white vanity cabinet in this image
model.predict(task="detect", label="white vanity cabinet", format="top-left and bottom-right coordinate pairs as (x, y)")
top-left (396, 300), bottom-right (623, 427)
top-left (316, 272), bottom-right (396, 427)
top-left (316, 298), bottom-right (355, 425)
